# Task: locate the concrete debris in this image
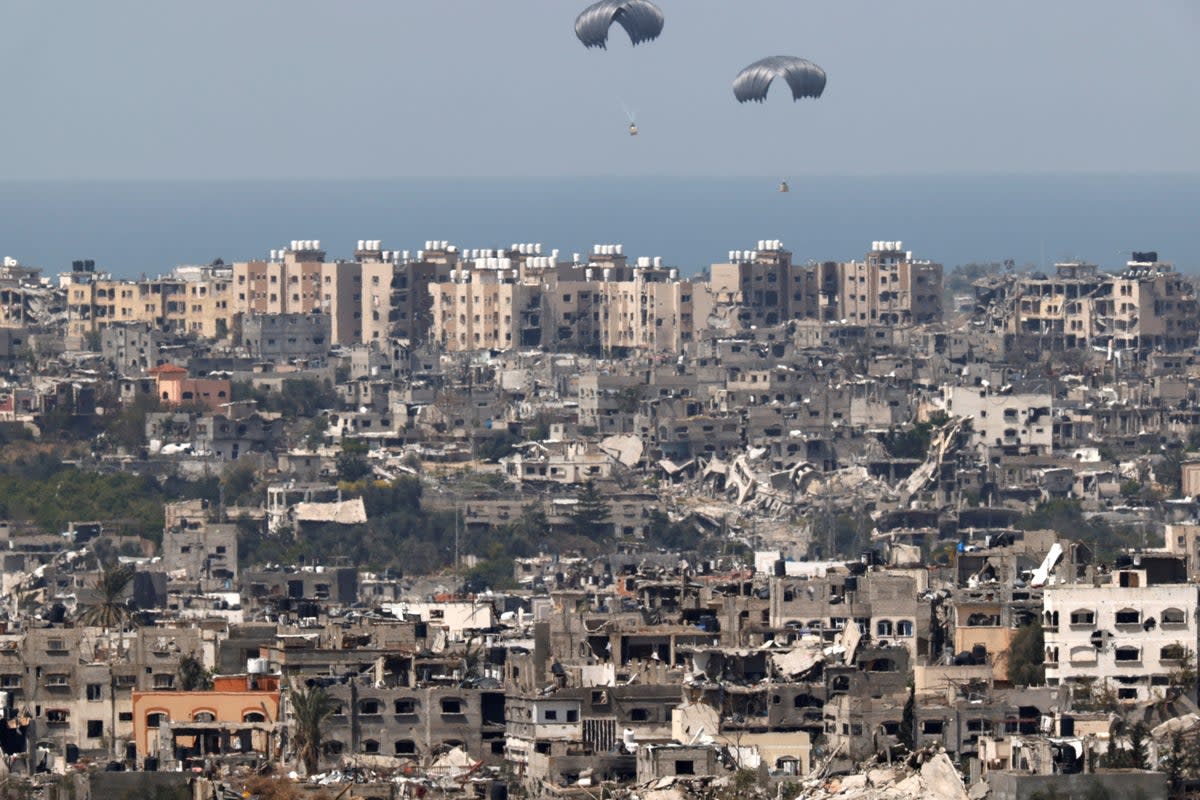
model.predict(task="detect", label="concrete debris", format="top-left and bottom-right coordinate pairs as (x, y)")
top-left (919, 753), bottom-right (970, 800)
top-left (770, 641), bottom-right (824, 677)
top-left (799, 752), bottom-right (968, 800)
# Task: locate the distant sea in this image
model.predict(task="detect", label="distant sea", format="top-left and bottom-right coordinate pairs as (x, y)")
top-left (0, 175), bottom-right (1197, 278)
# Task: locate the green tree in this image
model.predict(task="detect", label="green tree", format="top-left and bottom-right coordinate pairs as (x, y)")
top-left (1104, 720), bottom-right (1150, 769)
top-left (569, 480), bottom-right (611, 541)
top-left (1007, 620), bottom-right (1045, 686)
top-left (78, 563), bottom-right (135, 630)
top-left (336, 439), bottom-right (372, 483)
top-left (1164, 731), bottom-right (1188, 799)
top-left (177, 653), bottom-right (213, 692)
top-left (477, 430), bottom-right (522, 462)
top-left (222, 461), bottom-right (260, 507)
top-left (288, 682), bottom-right (339, 775)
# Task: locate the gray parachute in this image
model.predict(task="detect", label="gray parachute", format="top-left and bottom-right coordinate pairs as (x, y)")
top-left (733, 56), bottom-right (827, 103)
top-left (575, 0), bottom-right (665, 49)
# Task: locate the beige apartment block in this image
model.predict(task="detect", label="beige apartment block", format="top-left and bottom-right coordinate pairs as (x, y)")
top-left (64, 265), bottom-right (234, 346)
top-left (430, 266), bottom-right (542, 352)
top-left (708, 241), bottom-right (799, 328)
top-left (840, 241), bottom-right (943, 326)
top-left (1010, 256), bottom-right (1196, 354)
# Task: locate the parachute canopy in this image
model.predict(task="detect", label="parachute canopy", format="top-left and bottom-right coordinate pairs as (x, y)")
top-left (733, 56), bottom-right (827, 103)
top-left (575, 0), bottom-right (665, 49)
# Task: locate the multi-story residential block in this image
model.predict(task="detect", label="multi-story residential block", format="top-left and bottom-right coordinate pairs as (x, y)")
top-left (162, 500), bottom-right (238, 586)
top-left (946, 386), bottom-right (1054, 456)
top-left (1042, 566), bottom-right (1199, 703)
top-left (709, 241), bottom-right (799, 328)
top-left (65, 262), bottom-right (234, 348)
top-left (241, 313), bottom-right (330, 362)
top-left (430, 264), bottom-right (542, 351)
top-left (840, 241), bottom-right (943, 326)
top-left (1007, 255), bottom-right (1197, 356)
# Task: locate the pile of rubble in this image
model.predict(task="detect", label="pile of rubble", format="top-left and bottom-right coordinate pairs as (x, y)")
top-left (812, 752), bottom-right (976, 800)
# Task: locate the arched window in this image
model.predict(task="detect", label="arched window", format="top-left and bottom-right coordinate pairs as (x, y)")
top-left (793, 694), bottom-right (821, 709)
top-left (359, 699), bottom-right (382, 715)
top-left (394, 698), bottom-right (418, 715)
top-left (192, 711), bottom-right (216, 723)
top-left (1161, 644), bottom-right (1186, 662)
top-left (146, 712), bottom-right (166, 729)
top-left (1115, 608), bottom-right (1141, 625)
top-left (394, 740), bottom-right (417, 755)
top-left (876, 620), bottom-right (893, 637)
top-left (361, 739), bottom-right (380, 754)
top-left (1162, 608), bottom-right (1187, 626)
top-left (1114, 646), bottom-right (1141, 662)
top-left (243, 712), bottom-right (266, 723)
top-left (896, 620), bottom-right (914, 637)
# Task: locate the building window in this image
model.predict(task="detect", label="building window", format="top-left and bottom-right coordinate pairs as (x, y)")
top-left (1069, 609), bottom-right (1095, 625)
top-left (440, 698), bottom-right (463, 715)
top-left (876, 620), bottom-right (893, 637)
top-left (87, 720), bottom-right (103, 738)
top-left (362, 739), bottom-right (380, 754)
top-left (1162, 608), bottom-right (1187, 626)
top-left (1161, 644), bottom-right (1186, 663)
top-left (395, 740), bottom-right (416, 755)
top-left (1114, 646), bottom-right (1141, 662)
top-left (896, 620), bottom-right (914, 637)
top-left (394, 698), bottom-right (418, 714)
top-left (1115, 608), bottom-right (1141, 625)
top-left (86, 684), bottom-right (103, 701)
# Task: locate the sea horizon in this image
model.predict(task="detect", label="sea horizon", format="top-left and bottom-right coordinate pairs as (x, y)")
top-left (1, 173), bottom-right (1197, 278)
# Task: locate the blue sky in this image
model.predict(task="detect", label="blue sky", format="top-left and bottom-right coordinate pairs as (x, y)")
top-left (1, 0), bottom-right (1197, 178)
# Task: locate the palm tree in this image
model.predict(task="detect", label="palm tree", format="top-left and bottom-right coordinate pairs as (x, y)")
top-left (78, 563), bottom-right (135, 630)
top-left (78, 562), bottom-right (135, 761)
top-left (289, 681), bottom-right (338, 775)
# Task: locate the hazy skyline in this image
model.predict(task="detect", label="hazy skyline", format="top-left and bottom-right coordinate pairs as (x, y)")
top-left (1, 1), bottom-right (1198, 180)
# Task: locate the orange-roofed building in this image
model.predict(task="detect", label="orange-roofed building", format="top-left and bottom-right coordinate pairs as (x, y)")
top-left (131, 673), bottom-right (281, 767)
top-left (148, 364), bottom-right (232, 411)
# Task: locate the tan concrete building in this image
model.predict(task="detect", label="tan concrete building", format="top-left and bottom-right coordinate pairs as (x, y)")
top-left (840, 241), bottom-right (943, 326)
top-left (64, 264), bottom-right (235, 347)
top-left (430, 263), bottom-right (543, 351)
top-left (356, 241), bottom-right (455, 344)
top-left (708, 241), bottom-right (800, 328)
top-left (1008, 254), bottom-right (1196, 355)
top-left (234, 242), bottom-right (368, 346)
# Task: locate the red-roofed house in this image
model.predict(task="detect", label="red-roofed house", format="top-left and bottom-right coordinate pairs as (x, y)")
top-left (148, 364), bottom-right (232, 412)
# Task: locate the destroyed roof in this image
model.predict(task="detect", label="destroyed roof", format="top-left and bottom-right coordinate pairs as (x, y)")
top-left (293, 498), bottom-right (368, 525)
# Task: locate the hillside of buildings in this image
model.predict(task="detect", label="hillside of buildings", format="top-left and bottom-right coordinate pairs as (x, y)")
top-left (0, 240), bottom-right (1198, 798)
